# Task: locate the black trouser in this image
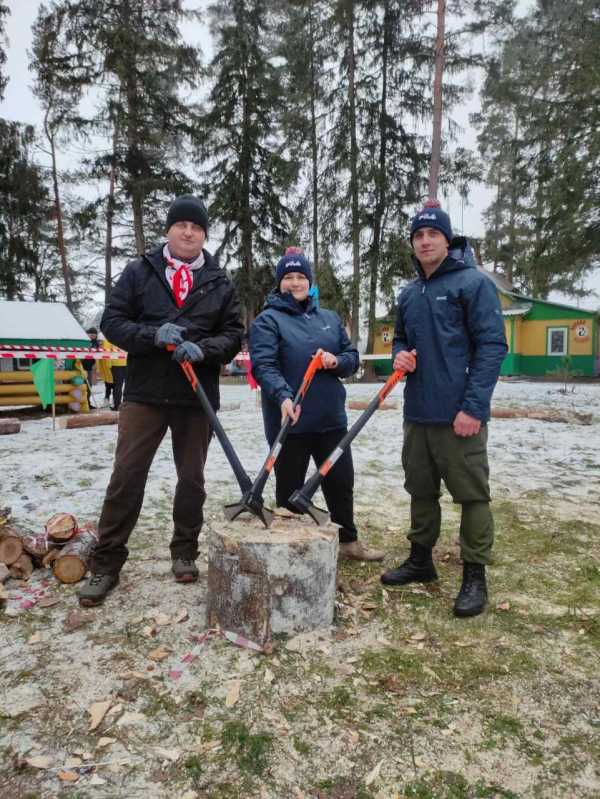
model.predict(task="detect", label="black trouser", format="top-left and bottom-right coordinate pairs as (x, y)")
top-left (273, 428), bottom-right (357, 543)
top-left (111, 365), bottom-right (127, 410)
top-left (91, 401), bottom-right (211, 575)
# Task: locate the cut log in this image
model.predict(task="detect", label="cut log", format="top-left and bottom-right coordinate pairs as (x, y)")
top-left (0, 562), bottom-right (10, 583)
top-left (0, 524), bottom-right (55, 567)
top-left (9, 552), bottom-right (34, 580)
top-left (52, 528), bottom-right (98, 584)
top-left (0, 418), bottom-right (20, 435)
top-left (0, 531), bottom-right (24, 565)
top-left (45, 513), bottom-right (78, 543)
top-left (58, 411), bottom-right (118, 430)
top-left (42, 549), bottom-right (59, 568)
top-left (347, 400), bottom-right (397, 411)
top-left (206, 509), bottom-right (338, 645)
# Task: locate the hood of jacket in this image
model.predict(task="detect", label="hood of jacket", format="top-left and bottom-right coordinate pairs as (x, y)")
top-left (412, 236), bottom-right (475, 282)
top-left (263, 290), bottom-right (318, 316)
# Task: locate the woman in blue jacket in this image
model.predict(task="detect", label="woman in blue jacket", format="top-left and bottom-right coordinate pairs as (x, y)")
top-left (249, 250), bottom-right (384, 562)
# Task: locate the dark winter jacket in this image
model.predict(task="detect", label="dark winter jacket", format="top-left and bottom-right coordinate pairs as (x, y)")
top-left (101, 245), bottom-right (244, 409)
top-left (393, 238), bottom-right (507, 424)
top-left (250, 292), bottom-right (359, 444)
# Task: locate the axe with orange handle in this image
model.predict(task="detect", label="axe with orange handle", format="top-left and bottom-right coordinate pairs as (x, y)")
top-left (224, 351), bottom-right (325, 525)
top-left (289, 368), bottom-right (407, 525)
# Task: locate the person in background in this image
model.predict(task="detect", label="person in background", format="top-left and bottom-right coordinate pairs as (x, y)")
top-left (380, 200), bottom-right (507, 617)
top-left (83, 327), bottom-right (101, 408)
top-left (250, 249), bottom-right (385, 562)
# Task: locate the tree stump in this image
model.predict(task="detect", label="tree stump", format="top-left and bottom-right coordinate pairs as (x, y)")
top-left (206, 510), bottom-right (338, 645)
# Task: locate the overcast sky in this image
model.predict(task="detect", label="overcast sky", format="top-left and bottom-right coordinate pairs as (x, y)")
top-left (2, 0), bottom-right (598, 309)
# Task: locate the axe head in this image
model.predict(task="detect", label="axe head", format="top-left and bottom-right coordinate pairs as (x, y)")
top-left (224, 494), bottom-right (274, 528)
top-left (288, 490), bottom-right (330, 526)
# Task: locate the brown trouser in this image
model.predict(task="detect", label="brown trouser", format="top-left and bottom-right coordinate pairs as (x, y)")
top-left (91, 401), bottom-right (211, 575)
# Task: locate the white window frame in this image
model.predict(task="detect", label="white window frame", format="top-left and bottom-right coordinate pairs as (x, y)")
top-left (546, 326), bottom-right (568, 357)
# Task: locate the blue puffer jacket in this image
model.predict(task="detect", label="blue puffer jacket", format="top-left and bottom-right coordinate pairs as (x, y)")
top-left (250, 292), bottom-right (359, 444)
top-left (393, 238), bottom-right (507, 424)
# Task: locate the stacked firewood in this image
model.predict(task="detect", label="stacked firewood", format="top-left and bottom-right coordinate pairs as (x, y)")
top-left (0, 507), bottom-right (97, 587)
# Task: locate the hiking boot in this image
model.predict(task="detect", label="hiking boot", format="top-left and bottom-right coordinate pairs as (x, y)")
top-left (453, 562), bottom-right (487, 618)
top-left (77, 573), bottom-right (119, 607)
top-left (172, 558), bottom-right (199, 583)
top-left (339, 540), bottom-right (385, 562)
top-left (380, 542), bottom-right (437, 586)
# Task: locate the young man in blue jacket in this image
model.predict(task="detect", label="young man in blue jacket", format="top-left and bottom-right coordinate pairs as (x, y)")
top-left (381, 201), bottom-right (507, 617)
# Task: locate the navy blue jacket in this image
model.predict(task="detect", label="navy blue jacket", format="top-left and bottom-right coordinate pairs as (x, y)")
top-left (101, 246), bottom-right (243, 409)
top-left (250, 292), bottom-right (359, 444)
top-left (393, 239), bottom-right (507, 424)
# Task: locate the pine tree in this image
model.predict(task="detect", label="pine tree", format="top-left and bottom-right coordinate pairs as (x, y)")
top-left (0, 121), bottom-right (53, 300)
top-left (201, 0), bottom-right (297, 326)
top-left (0, 2), bottom-right (9, 101)
top-left (476, 0), bottom-right (600, 297)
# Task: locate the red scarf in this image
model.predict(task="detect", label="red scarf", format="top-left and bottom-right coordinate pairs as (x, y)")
top-left (171, 264), bottom-right (193, 307)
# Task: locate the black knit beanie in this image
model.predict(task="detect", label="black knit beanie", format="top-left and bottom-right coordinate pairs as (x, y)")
top-left (166, 195), bottom-right (209, 236)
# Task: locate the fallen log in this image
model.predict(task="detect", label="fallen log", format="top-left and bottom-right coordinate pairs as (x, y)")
top-left (58, 411), bottom-right (118, 430)
top-left (0, 418), bottom-right (21, 435)
top-left (9, 552), bottom-right (34, 580)
top-left (492, 406), bottom-right (592, 425)
top-left (206, 509), bottom-right (338, 645)
top-left (45, 513), bottom-right (78, 544)
top-left (0, 563), bottom-right (10, 583)
top-left (347, 400), bottom-right (397, 411)
top-left (52, 528), bottom-right (98, 584)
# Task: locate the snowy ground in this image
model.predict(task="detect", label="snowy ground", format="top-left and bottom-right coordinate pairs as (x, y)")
top-left (1, 379), bottom-right (599, 798)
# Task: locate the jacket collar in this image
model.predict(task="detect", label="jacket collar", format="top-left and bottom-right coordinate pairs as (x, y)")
top-left (143, 244), bottom-right (222, 301)
top-left (412, 236), bottom-right (472, 281)
top-left (264, 290), bottom-right (318, 316)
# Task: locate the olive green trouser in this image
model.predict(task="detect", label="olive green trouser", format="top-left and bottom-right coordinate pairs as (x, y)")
top-left (402, 422), bottom-right (494, 565)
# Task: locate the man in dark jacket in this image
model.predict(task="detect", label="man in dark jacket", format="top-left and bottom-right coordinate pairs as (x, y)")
top-left (380, 201), bottom-right (507, 617)
top-left (78, 195), bottom-right (244, 606)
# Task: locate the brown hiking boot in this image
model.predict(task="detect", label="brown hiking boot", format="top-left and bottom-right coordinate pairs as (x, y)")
top-left (172, 558), bottom-right (199, 583)
top-left (338, 541), bottom-right (385, 562)
top-left (77, 573), bottom-right (119, 607)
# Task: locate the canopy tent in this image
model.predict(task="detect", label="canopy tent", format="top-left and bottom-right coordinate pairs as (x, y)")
top-left (0, 301), bottom-right (125, 361)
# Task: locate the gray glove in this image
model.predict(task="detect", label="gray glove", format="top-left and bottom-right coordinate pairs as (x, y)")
top-left (172, 341), bottom-right (205, 364)
top-left (155, 322), bottom-right (185, 348)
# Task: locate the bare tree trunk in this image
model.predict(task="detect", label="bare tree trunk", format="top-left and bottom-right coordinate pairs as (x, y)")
top-left (428, 0), bottom-right (446, 199)
top-left (506, 115), bottom-right (520, 285)
top-left (45, 111), bottom-right (73, 311)
top-left (123, 0), bottom-right (145, 255)
top-left (241, 74), bottom-right (253, 328)
top-left (347, 0), bottom-right (361, 344)
top-left (105, 126), bottom-right (118, 305)
top-left (366, 0), bottom-right (390, 357)
top-left (308, 0), bottom-right (319, 279)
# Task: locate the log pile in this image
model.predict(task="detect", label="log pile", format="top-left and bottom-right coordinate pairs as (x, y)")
top-left (0, 508), bottom-right (97, 586)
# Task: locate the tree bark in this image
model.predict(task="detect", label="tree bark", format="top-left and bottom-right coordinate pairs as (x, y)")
top-left (346, 0), bottom-right (361, 344)
top-left (366, 0), bottom-right (390, 356)
top-left (45, 109), bottom-right (73, 311)
top-left (0, 418), bottom-right (21, 435)
top-left (308, 0), bottom-right (320, 278)
top-left (105, 124), bottom-right (118, 304)
top-left (58, 411), bottom-right (119, 430)
top-left (428, 0), bottom-right (446, 199)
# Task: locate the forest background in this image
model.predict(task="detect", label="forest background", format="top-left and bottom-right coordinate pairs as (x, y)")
top-left (0, 0), bottom-right (598, 346)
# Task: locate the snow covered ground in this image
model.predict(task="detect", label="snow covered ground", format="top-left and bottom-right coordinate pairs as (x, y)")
top-left (1, 379), bottom-right (599, 532)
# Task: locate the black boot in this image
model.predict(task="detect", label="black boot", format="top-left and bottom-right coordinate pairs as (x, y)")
top-left (380, 542), bottom-right (437, 587)
top-left (453, 562), bottom-right (487, 617)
